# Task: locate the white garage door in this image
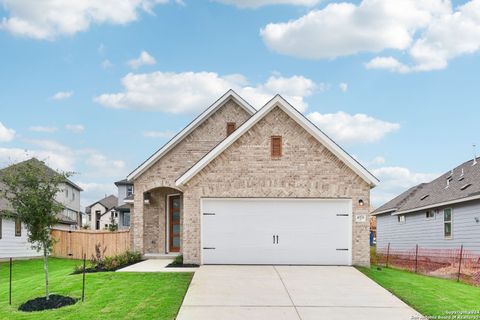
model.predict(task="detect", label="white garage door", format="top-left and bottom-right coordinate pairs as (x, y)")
top-left (201, 198), bottom-right (352, 265)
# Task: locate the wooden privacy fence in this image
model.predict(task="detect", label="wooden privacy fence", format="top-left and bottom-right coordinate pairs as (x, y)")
top-left (51, 229), bottom-right (130, 260)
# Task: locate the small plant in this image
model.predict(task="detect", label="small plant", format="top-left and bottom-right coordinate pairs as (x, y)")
top-left (73, 250), bottom-right (142, 274)
top-left (173, 255), bottom-right (183, 265)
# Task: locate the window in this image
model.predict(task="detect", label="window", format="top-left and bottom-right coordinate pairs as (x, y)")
top-left (15, 218), bottom-right (21, 237)
top-left (397, 215), bottom-right (406, 224)
top-left (444, 208), bottom-right (452, 238)
top-left (226, 122), bottom-right (236, 136)
top-left (123, 212), bottom-right (131, 227)
top-left (426, 211), bottom-right (435, 219)
top-left (114, 212), bottom-right (118, 218)
top-left (127, 185), bottom-right (133, 197)
top-left (271, 136), bottom-right (282, 158)
top-left (72, 191), bottom-right (75, 200)
top-left (0, 217), bottom-right (2, 239)
top-left (65, 188), bottom-right (69, 198)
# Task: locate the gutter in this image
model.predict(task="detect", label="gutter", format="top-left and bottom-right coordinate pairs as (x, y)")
top-left (392, 194), bottom-right (480, 215)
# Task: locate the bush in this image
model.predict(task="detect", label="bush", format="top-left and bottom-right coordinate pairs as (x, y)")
top-left (73, 250), bottom-right (142, 274)
top-left (173, 255), bottom-right (183, 265)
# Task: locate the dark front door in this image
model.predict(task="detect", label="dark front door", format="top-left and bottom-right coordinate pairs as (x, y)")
top-left (169, 195), bottom-right (181, 252)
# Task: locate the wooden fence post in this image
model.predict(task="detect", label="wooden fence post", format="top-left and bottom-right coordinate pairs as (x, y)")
top-left (386, 243), bottom-right (390, 268)
top-left (457, 244), bottom-right (464, 282)
top-left (415, 244), bottom-right (419, 273)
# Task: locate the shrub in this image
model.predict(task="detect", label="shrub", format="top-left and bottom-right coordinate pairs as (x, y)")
top-left (73, 250), bottom-right (142, 274)
top-left (173, 255), bottom-right (183, 265)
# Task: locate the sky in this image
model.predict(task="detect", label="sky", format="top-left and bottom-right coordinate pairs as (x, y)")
top-left (0, 0), bottom-right (479, 209)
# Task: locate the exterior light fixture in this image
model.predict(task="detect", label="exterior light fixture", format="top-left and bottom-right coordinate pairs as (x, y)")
top-left (143, 192), bottom-right (151, 205)
top-left (358, 199), bottom-right (365, 207)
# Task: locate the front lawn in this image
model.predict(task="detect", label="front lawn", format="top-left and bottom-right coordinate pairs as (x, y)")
top-left (0, 258), bottom-right (193, 319)
top-left (358, 266), bottom-right (480, 316)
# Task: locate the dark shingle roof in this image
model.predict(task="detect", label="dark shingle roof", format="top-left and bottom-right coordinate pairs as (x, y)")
top-left (87, 195), bottom-right (118, 212)
top-left (114, 179), bottom-right (132, 186)
top-left (373, 157), bottom-right (480, 215)
top-left (372, 183), bottom-right (426, 214)
top-left (0, 158), bottom-right (83, 191)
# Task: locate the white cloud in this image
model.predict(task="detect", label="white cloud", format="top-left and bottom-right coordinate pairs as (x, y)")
top-left (143, 130), bottom-right (175, 138)
top-left (370, 156), bottom-right (386, 166)
top-left (261, 0), bottom-right (480, 72)
top-left (339, 82), bottom-right (348, 92)
top-left (365, 56), bottom-right (410, 73)
top-left (128, 51), bottom-right (157, 69)
top-left (371, 166), bottom-right (438, 207)
top-left (65, 124), bottom-right (85, 133)
top-left (0, 122), bottom-right (15, 142)
top-left (214, 0), bottom-right (321, 8)
top-left (29, 126), bottom-right (58, 133)
top-left (101, 59), bottom-right (113, 69)
top-left (307, 111), bottom-right (400, 144)
top-left (51, 91), bottom-right (73, 100)
top-left (94, 71), bottom-right (319, 113)
top-left (0, 0), bottom-right (170, 40)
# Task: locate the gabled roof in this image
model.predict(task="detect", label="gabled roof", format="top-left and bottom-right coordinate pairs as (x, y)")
top-left (373, 157), bottom-right (480, 216)
top-left (176, 95), bottom-right (379, 188)
top-left (86, 195), bottom-right (118, 213)
top-left (0, 158), bottom-right (83, 191)
top-left (127, 90), bottom-right (256, 181)
top-left (371, 183), bottom-right (426, 216)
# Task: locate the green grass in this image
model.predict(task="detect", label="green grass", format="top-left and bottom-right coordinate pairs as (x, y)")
top-left (0, 258), bottom-right (193, 319)
top-left (357, 266), bottom-right (480, 316)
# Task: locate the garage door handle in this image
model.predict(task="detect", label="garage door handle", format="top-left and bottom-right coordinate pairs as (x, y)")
top-left (276, 235), bottom-right (279, 244)
top-left (336, 248), bottom-right (349, 251)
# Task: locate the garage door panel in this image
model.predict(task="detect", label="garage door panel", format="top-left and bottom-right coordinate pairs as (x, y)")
top-left (201, 198), bottom-right (352, 265)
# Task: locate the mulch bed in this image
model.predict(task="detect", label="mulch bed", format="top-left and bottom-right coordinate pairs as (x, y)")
top-left (166, 263), bottom-right (199, 268)
top-left (19, 294), bottom-right (78, 312)
top-left (71, 260), bottom-right (142, 275)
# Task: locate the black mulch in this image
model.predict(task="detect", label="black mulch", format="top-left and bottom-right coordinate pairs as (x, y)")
top-left (19, 294), bottom-right (78, 312)
top-left (166, 263), bottom-right (199, 268)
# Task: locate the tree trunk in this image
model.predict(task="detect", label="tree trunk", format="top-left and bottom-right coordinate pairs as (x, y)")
top-left (43, 244), bottom-right (49, 300)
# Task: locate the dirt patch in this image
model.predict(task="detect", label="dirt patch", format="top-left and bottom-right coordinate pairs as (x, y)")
top-left (19, 295), bottom-right (78, 312)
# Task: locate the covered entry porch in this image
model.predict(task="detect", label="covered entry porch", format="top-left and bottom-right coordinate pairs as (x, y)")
top-left (142, 187), bottom-right (183, 255)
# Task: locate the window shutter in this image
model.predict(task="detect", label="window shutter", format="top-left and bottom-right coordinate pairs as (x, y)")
top-left (226, 122), bottom-right (236, 136)
top-left (271, 136), bottom-right (282, 157)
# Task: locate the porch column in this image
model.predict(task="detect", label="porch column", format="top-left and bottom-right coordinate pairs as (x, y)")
top-left (132, 185), bottom-right (144, 253)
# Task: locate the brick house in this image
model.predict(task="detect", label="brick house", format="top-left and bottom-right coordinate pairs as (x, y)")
top-left (127, 90), bottom-right (378, 266)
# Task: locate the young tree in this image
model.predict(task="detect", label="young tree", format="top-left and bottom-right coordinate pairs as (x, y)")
top-left (0, 159), bottom-right (71, 300)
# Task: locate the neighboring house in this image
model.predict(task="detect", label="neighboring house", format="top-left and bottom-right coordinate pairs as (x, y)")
top-left (85, 195), bottom-right (118, 230)
top-left (0, 158), bottom-right (83, 258)
top-left (127, 90), bottom-right (378, 266)
top-left (114, 179), bottom-right (133, 230)
top-left (372, 157), bottom-right (480, 253)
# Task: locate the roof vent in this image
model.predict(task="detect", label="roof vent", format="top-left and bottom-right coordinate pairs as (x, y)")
top-left (473, 144), bottom-right (477, 166)
top-left (460, 183), bottom-right (472, 191)
top-left (420, 194), bottom-right (429, 200)
top-left (446, 179), bottom-right (450, 189)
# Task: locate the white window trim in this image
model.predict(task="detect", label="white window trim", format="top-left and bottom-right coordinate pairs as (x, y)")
top-left (444, 208), bottom-right (453, 239)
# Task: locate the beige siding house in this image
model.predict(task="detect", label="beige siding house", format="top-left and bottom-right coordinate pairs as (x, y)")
top-left (128, 91), bottom-right (378, 266)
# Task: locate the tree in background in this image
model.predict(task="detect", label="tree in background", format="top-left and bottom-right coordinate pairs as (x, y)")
top-left (0, 159), bottom-right (72, 300)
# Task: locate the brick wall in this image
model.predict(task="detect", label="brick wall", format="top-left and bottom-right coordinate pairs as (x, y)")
top-left (131, 99), bottom-right (251, 253)
top-left (182, 106), bottom-right (371, 266)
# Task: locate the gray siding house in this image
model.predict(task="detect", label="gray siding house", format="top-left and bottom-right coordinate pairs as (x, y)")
top-left (372, 157), bottom-right (480, 253)
top-left (114, 179), bottom-right (133, 230)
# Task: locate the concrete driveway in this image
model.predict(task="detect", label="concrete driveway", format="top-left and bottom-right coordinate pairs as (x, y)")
top-left (176, 266), bottom-right (420, 320)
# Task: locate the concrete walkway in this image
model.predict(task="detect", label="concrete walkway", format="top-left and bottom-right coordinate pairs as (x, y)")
top-left (177, 266), bottom-right (420, 320)
top-left (116, 259), bottom-right (198, 273)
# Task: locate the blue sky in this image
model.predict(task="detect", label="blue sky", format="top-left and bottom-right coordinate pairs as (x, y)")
top-left (0, 0), bottom-right (479, 208)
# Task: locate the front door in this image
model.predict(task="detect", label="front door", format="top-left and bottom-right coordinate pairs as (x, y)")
top-left (169, 195), bottom-right (181, 252)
